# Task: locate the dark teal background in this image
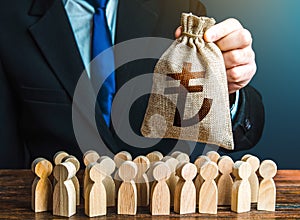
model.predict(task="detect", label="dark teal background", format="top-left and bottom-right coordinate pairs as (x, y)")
top-left (202, 0), bottom-right (300, 168)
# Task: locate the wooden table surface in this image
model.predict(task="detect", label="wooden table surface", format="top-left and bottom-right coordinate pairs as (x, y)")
top-left (0, 169), bottom-right (299, 219)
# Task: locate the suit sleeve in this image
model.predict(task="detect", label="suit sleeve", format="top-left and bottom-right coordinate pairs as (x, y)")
top-left (0, 59), bottom-right (25, 168)
top-left (230, 85), bottom-right (265, 151)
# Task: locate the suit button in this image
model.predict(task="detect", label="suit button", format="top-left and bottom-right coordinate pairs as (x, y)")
top-left (244, 118), bottom-right (252, 130)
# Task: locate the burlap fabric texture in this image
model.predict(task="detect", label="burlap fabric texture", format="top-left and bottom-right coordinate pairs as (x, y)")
top-left (141, 13), bottom-right (234, 150)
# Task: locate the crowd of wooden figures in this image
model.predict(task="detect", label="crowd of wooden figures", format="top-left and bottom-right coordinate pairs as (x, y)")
top-left (31, 150), bottom-right (277, 217)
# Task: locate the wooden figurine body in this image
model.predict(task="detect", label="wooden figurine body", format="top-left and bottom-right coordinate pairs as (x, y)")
top-left (146, 151), bottom-right (163, 191)
top-left (97, 156), bottom-right (116, 207)
top-left (199, 161), bottom-right (218, 214)
top-left (217, 156), bottom-right (234, 205)
top-left (150, 162), bottom-right (171, 215)
top-left (194, 155), bottom-right (210, 206)
top-left (242, 154), bottom-right (260, 203)
top-left (31, 158), bottom-right (53, 212)
top-left (162, 156), bottom-right (179, 207)
top-left (257, 160), bottom-right (277, 211)
top-left (117, 161), bottom-right (138, 215)
top-left (85, 162), bottom-right (107, 217)
top-left (174, 162), bottom-right (197, 214)
top-left (133, 156), bottom-right (150, 207)
top-left (53, 161), bottom-right (76, 217)
top-left (231, 161), bottom-right (252, 213)
top-left (62, 155), bottom-right (80, 206)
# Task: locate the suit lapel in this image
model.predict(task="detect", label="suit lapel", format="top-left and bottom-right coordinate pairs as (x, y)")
top-left (28, 0), bottom-right (119, 151)
top-left (28, 0), bottom-right (84, 99)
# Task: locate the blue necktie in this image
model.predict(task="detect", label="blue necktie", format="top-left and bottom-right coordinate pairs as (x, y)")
top-left (90, 0), bottom-right (115, 126)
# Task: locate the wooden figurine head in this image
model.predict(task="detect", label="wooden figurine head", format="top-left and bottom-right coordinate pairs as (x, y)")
top-left (114, 151), bottom-right (132, 168)
top-left (206, 151), bottom-right (220, 163)
top-left (152, 162), bottom-right (171, 182)
top-left (118, 161), bottom-right (137, 182)
top-left (53, 151), bottom-right (69, 165)
top-left (200, 161), bottom-right (218, 181)
top-left (146, 151), bottom-right (163, 163)
top-left (32, 158), bottom-right (53, 178)
top-left (177, 162), bottom-right (197, 181)
top-left (241, 154), bottom-right (260, 173)
top-left (194, 155), bottom-right (211, 174)
top-left (97, 156), bottom-right (116, 176)
top-left (218, 156), bottom-right (234, 175)
top-left (233, 161), bottom-right (252, 180)
top-left (259, 160), bottom-right (277, 179)
top-left (83, 150), bottom-right (100, 166)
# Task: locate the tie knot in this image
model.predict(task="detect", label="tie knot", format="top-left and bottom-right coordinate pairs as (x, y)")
top-left (88, 0), bottom-right (108, 9)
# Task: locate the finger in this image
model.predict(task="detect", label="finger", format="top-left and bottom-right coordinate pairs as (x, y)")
top-left (215, 29), bottom-right (252, 52)
top-left (175, 26), bottom-right (182, 39)
top-left (226, 62), bottom-right (257, 84)
top-left (204, 18), bottom-right (243, 42)
top-left (223, 47), bottom-right (255, 69)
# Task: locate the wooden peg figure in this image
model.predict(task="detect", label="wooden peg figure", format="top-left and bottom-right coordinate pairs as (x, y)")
top-left (146, 151), bottom-right (163, 163)
top-left (257, 160), bottom-right (277, 211)
top-left (52, 151), bottom-right (69, 188)
top-left (133, 156), bottom-right (150, 207)
top-left (241, 154), bottom-right (260, 203)
top-left (150, 162), bottom-right (171, 215)
top-left (117, 161), bottom-right (138, 215)
top-left (171, 151), bottom-right (190, 163)
top-left (217, 156), bottom-right (234, 205)
top-left (206, 151), bottom-right (220, 163)
top-left (174, 162), bottom-right (197, 214)
top-left (31, 158), bottom-right (53, 212)
top-left (85, 162), bottom-right (107, 217)
top-left (53, 161), bottom-right (76, 217)
top-left (97, 156), bottom-right (116, 207)
top-left (199, 161), bottom-right (218, 214)
top-left (162, 156), bottom-right (179, 207)
top-left (231, 161), bottom-right (252, 213)
top-left (193, 155), bottom-right (211, 206)
top-left (83, 150), bottom-right (100, 200)
top-left (146, 151), bottom-right (163, 190)
top-left (114, 151), bottom-right (132, 200)
top-left (62, 155), bottom-right (80, 206)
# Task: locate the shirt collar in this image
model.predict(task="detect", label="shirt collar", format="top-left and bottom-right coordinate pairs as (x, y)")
top-left (63, 0), bottom-right (95, 15)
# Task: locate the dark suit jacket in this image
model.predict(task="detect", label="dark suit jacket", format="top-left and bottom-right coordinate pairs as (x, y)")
top-left (0, 0), bottom-right (264, 168)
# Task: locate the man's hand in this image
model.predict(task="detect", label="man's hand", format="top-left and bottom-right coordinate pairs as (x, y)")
top-left (175, 18), bottom-right (256, 94)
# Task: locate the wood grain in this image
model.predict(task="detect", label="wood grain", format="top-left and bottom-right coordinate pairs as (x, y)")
top-left (0, 170), bottom-right (299, 219)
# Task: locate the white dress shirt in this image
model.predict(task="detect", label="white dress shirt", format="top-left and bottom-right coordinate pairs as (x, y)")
top-left (63, 0), bottom-right (118, 75)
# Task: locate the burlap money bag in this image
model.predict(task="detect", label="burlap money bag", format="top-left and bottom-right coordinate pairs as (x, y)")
top-left (141, 13), bottom-right (234, 150)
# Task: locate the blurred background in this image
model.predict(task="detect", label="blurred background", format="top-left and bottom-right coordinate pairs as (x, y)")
top-left (201, 0), bottom-right (300, 168)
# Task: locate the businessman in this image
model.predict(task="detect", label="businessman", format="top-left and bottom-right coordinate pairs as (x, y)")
top-left (0, 0), bottom-right (264, 168)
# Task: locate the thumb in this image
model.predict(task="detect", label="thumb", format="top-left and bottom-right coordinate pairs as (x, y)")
top-left (204, 27), bottom-right (216, 43)
top-left (174, 26), bottom-right (182, 39)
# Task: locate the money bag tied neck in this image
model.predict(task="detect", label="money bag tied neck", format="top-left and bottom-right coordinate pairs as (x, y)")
top-left (141, 13), bottom-right (234, 150)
